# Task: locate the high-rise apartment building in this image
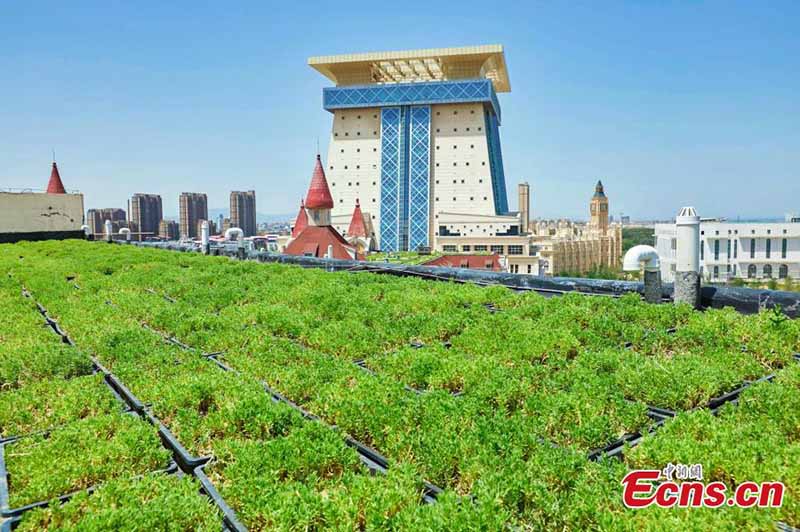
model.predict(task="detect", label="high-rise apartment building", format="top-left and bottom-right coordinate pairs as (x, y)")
top-left (230, 190), bottom-right (257, 236)
top-left (309, 45), bottom-right (513, 252)
top-left (159, 219), bottom-right (179, 240)
top-left (129, 194), bottom-right (163, 241)
top-left (196, 219), bottom-right (216, 238)
top-left (86, 208), bottom-right (126, 235)
top-left (179, 192), bottom-right (208, 239)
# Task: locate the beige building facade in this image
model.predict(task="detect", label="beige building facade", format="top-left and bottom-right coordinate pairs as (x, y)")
top-left (433, 181), bottom-right (622, 275)
top-left (0, 192), bottom-right (84, 235)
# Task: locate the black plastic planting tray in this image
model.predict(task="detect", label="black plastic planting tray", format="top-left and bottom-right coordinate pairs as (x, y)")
top-left (13, 287), bottom-right (246, 531)
top-left (141, 288), bottom-right (460, 401)
top-left (0, 434), bottom-right (177, 519)
top-left (589, 352), bottom-right (800, 463)
top-left (138, 315), bottom-right (449, 505)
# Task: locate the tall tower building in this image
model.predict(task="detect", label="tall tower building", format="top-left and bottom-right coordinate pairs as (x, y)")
top-left (159, 219), bottom-right (179, 240)
top-left (179, 192), bottom-right (208, 239)
top-left (130, 194), bottom-right (163, 241)
top-left (590, 180), bottom-right (609, 235)
top-left (230, 190), bottom-right (257, 236)
top-left (518, 182), bottom-right (530, 234)
top-left (308, 45), bottom-right (512, 252)
top-left (87, 208), bottom-right (126, 235)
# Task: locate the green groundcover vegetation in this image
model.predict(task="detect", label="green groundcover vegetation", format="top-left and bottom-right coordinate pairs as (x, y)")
top-left (1, 240), bottom-right (799, 530)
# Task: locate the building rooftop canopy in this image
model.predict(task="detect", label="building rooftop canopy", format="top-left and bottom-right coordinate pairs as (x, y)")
top-left (309, 44), bottom-right (511, 93)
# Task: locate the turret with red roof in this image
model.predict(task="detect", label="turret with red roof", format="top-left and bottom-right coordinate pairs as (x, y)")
top-left (291, 199), bottom-right (309, 238)
top-left (284, 154), bottom-right (363, 260)
top-left (304, 154), bottom-right (333, 226)
top-left (347, 199), bottom-right (368, 238)
top-left (46, 162), bottom-right (66, 194)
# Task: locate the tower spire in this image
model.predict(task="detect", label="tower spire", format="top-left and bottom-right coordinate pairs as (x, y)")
top-left (46, 160), bottom-right (67, 194)
top-left (305, 154), bottom-right (334, 210)
top-left (347, 198), bottom-right (368, 238)
top-left (292, 198), bottom-right (309, 237)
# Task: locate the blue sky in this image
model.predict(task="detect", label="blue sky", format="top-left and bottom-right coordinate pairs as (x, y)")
top-left (1, 1), bottom-right (798, 220)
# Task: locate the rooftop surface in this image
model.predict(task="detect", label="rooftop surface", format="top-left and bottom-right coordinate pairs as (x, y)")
top-left (309, 44), bottom-right (511, 92)
top-left (2, 240), bottom-right (799, 529)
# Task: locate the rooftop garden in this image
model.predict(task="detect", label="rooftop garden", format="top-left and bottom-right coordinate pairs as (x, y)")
top-left (1, 240), bottom-right (798, 530)
top-left (365, 251), bottom-right (444, 265)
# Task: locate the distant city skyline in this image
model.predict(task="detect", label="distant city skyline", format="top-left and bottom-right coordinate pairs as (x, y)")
top-left (2, 2), bottom-right (798, 220)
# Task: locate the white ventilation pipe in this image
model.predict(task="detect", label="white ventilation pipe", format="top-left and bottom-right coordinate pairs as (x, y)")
top-left (623, 245), bottom-right (662, 304)
top-left (675, 206), bottom-right (701, 308)
top-left (119, 227), bottom-right (131, 242)
top-left (224, 227), bottom-right (243, 242)
top-left (104, 220), bottom-right (113, 243)
top-left (623, 245), bottom-right (661, 273)
top-left (225, 227), bottom-right (245, 259)
top-left (81, 224), bottom-right (91, 238)
top-left (326, 244), bottom-right (334, 259)
top-left (201, 221), bottom-right (210, 254)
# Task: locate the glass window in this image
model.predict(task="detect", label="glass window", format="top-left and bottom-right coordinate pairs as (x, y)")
top-left (734, 240), bottom-right (738, 258)
top-left (474, 245), bottom-right (488, 252)
top-left (461, 245), bottom-right (471, 252)
top-left (766, 239), bottom-right (771, 259)
top-left (779, 265), bottom-right (788, 279)
top-left (508, 245), bottom-right (523, 255)
top-left (700, 240), bottom-right (704, 260)
top-left (782, 238), bottom-right (787, 259)
top-left (763, 264), bottom-right (773, 278)
top-left (442, 245), bottom-right (457, 252)
top-left (750, 239), bottom-right (756, 259)
top-left (490, 245), bottom-right (504, 254)
top-left (713, 265), bottom-right (719, 278)
top-left (726, 239), bottom-right (731, 258)
top-left (748, 264), bottom-right (756, 278)
top-left (714, 239), bottom-right (719, 260)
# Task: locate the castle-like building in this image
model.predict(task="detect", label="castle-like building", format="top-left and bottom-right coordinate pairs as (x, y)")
top-left (531, 181), bottom-right (622, 276)
top-left (284, 155), bottom-right (367, 261)
top-left (433, 180), bottom-right (622, 275)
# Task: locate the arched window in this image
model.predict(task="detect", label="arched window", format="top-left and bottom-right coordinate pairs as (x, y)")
top-left (713, 265), bottom-right (719, 278)
top-left (779, 265), bottom-right (788, 279)
top-left (763, 264), bottom-right (773, 278)
top-left (748, 264), bottom-right (757, 278)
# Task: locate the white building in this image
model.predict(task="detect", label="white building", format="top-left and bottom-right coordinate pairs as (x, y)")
top-left (309, 45), bottom-right (514, 252)
top-left (655, 219), bottom-right (800, 282)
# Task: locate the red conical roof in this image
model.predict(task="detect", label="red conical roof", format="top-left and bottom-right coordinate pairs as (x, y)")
top-left (46, 162), bottom-right (66, 194)
top-left (305, 154), bottom-right (334, 209)
top-left (292, 199), bottom-right (308, 238)
top-left (347, 199), bottom-right (368, 238)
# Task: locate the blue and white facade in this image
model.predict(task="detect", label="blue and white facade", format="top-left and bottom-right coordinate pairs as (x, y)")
top-left (313, 50), bottom-right (513, 252)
